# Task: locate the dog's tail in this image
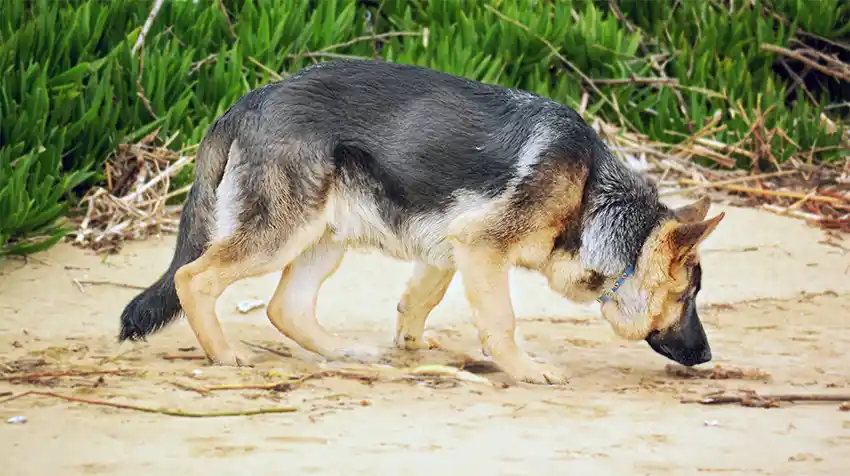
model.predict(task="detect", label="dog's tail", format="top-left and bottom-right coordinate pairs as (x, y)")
top-left (118, 124), bottom-right (232, 342)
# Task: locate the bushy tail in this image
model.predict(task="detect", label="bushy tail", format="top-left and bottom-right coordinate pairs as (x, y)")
top-left (118, 129), bottom-right (231, 342)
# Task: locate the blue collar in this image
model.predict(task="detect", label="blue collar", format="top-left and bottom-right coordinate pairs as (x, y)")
top-left (596, 264), bottom-right (634, 304)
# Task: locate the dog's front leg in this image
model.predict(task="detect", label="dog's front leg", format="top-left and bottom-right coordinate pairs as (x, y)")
top-left (395, 262), bottom-right (455, 350)
top-left (452, 243), bottom-right (568, 385)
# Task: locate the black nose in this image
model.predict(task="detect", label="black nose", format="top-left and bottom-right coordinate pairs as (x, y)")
top-left (645, 330), bottom-right (712, 367)
top-left (679, 346), bottom-right (712, 367)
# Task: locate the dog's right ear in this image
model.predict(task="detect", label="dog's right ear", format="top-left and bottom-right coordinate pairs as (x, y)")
top-left (672, 196), bottom-right (711, 223)
top-left (666, 212), bottom-right (725, 260)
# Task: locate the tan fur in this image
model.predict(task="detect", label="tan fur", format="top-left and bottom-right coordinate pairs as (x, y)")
top-left (671, 196), bottom-right (711, 223)
top-left (438, 162), bottom-right (587, 384)
top-left (450, 240), bottom-right (568, 384)
top-left (266, 237), bottom-right (380, 361)
top-left (174, 217), bottom-right (329, 366)
top-left (539, 251), bottom-right (604, 303)
top-left (395, 263), bottom-right (455, 350)
top-left (600, 210), bottom-right (725, 341)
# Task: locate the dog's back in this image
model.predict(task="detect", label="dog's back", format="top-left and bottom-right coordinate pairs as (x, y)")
top-left (204, 60), bottom-right (611, 264)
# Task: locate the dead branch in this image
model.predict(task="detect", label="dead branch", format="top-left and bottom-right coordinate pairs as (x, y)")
top-left (1, 369), bottom-right (137, 382)
top-left (761, 44), bottom-right (850, 83)
top-left (75, 279), bottom-right (147, 290)
top-left (591, 76), bottom-right (680, 86)
top-left (240, 340), bottom-right (292, 358)
top-left (2, 391), bottom-right (297, 417)
top-left (661, 170), bottom-right (798, 196)
top-left (170, 381), bottom-right (211, 396)
top-left (136, 48), bottom-right (158, 120)
top-left (205, 382), bottom-right (298, 392)
top-left (216, 0), bottom-right (236, 40)
top-left (131, 0), bottom-right (165, 56)
top-left (247, 57), bottom-right (284, 81)
top-left (69, 132), bottom-right (194, 253)
top-left (682, 389), bottom-right (850, 409)
top-left (665, 363), bottom-right (771, 381)
top-left (161, 354), bottom-right (207, 361)
top-left (676, 179), bottom-right (848, 206)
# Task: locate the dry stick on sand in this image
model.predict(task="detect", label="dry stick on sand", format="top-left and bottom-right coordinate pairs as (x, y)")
top-left (206, 382), bottom-right (299, 392)
top-left (75, 279), bottom-right (148, 290)
top-left (665, 363), bottom-right (771, 381)
top-left (171, 381), bottom-right (211, 396)
top-left (240, 340), bottom-right (292, 358)
top-left (161, 354), bottom-right (207, 361)
top-left (198, 365), bottom-right (496, 394)
top-left (1, 391), bottom-right (297, 417)
top-left (1, 369), bottom-right (137, 382)
top-left (682, 390), bottom-right (850, 410)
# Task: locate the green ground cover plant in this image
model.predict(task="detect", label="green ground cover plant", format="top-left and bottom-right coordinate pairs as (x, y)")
top-left (1, 0), bottom-right (848, 257)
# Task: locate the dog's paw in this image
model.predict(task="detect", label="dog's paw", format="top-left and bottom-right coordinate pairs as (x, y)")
top-left (210, 349), bottom-right (253, 368)
top-left (518, 362), bottom-right (569, 385)
top-left (393, 331), bottom-right (437, 351)
top-left (499, 357), bottom-right (568, 385)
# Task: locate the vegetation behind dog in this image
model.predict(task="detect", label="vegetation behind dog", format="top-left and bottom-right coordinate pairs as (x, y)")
top-left (1, 0), bottom-right (849, 257)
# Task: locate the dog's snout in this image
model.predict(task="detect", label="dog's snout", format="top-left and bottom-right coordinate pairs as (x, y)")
top-left (645, 328), bottom-right (712, 367)
top-left (676, 345), bottom-right (712, 367)
top-left (696, 346), bottom-right (712, 365)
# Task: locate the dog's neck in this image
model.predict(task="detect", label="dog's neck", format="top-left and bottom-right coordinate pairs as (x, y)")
top-left (577, 155), bottom-right (665, 278)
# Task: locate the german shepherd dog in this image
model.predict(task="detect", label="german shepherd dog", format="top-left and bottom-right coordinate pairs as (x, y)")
top-left (119, 59), bottom-right (724, 385)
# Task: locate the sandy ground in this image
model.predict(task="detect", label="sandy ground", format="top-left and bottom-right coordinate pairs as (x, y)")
top-left (2, 199), bottom-right (850, 475)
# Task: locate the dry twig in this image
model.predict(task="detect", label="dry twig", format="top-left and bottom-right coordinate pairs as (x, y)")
top-left (682, 389), bottom-right (850, 409)
top-left (240, 340), bottom-right (292, 358)
top-left (171, 381), bottom-right (211, 396)
top-left (761, 44), bottom-right (850, 84)
top-left (75, 279), bottom-right (147, 290)
top-left (216, 0), bottom-right (237, 40)
top-left (69, 132), bottom-right (193, 253)
top-left (1, 369), bottom-right (137, 382)
top-left (161, 354), bottom-right (207, 361)
top-left (2, 391), bottom-right (297, 417)
top-left (665, 363), bottom-right (771, 381)
top-left (131, 0), bottom-right (165, 56)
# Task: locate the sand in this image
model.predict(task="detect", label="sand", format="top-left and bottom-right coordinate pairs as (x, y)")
top-left (1, 200), bottom-right (849, 475)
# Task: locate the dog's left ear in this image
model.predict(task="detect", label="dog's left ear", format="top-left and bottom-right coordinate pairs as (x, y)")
top-left (667, 212), bottom-right (725, 259)
top-left (672, 196), bottom-right (711, 223)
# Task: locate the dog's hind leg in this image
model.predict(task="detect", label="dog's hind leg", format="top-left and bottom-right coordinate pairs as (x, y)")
top-left (174, 139), bottom-right (333, 366)
top-left (266, 238), bottom-right (382, 363)
top-left (394, 263), bottom-right (455, 350)
top-left (174, 218), bottom-right (327, 367)
top-left (452, 242), bottom-right (568, 385)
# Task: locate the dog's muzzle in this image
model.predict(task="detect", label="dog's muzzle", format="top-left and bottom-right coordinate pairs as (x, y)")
top-left (644, 298), bottom-right (712, 366)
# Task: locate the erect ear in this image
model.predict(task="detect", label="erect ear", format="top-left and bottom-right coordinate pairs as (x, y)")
top-left (667, 212), bottom-right (725, 259)
top-left (672, 196), bottom-right (711, 223)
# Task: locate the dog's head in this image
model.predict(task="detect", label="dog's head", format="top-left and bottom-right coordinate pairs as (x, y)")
top-left (599, 197), bottom-right (724, 367)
